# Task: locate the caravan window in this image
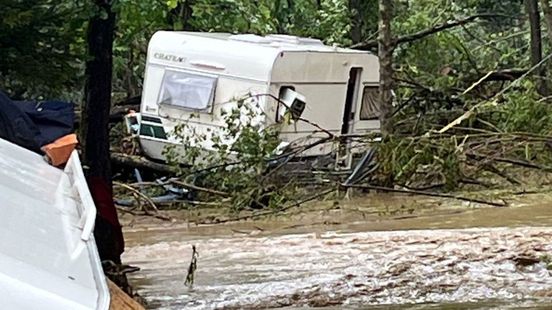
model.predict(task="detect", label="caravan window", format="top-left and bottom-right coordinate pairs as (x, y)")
top-left (359, 86), bottom-right (380, 120)
top-left (158, 70), bottom-right (217, 111)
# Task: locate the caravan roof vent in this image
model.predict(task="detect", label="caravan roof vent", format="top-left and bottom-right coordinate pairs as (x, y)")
top-left (265, 34), bottom-right (324, 46)
top-left (228, 34), bottom-right (271, 44)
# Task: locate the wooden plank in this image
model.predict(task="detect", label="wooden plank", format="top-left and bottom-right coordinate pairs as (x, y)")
top-left (108, 279), bottom-right (145, 310)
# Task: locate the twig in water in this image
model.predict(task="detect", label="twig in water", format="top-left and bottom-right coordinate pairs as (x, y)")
top-left (114, 181), bottom-right (160, 212)
top-left (184, 245), bottom-right (199, 288)
top-left (114, 182), bottom-right (173, 221)
top-left (170, 179), bottom-right (230, 197)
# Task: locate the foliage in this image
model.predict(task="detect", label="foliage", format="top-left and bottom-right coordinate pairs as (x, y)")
top-left (486, 82), bottom-right (552, 135)
top-left (391, 0), bottom-right (529, 112)
top-left (1, 0), bottom-right (533, 104)
top-left (162, 96), bottom-right (288, 211)
top-left (112, 0), bottom-right (169, 100)
top-left (186, 0), bottom-right (353, 45)
top-left (3, 0), bottom-right (552, 196)
top-left (0, 0), bottom-right (88, 99)
top-left (379, 80), bottom-right (552, 191)
top-left (377, 136), bottom-right (463, 191)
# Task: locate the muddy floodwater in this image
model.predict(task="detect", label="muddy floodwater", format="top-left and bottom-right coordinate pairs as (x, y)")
top-left (121, 195), bottom-right (552, 309)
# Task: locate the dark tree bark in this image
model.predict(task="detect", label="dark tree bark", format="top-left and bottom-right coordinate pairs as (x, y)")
top-left (349, 0), bottom-right (363, 44)
top-left (82, 0), bottom-right (115, 183)
top-left (525, 0), bottom-right (547, 94)
top-left (82, 0), bottom-right (126, 280)
top-left (541, 0), bottom-right (552, 46)
top-left (168, 0), bottom-right (194, 31)
top-left (378, 0), bottom-right (394, 136)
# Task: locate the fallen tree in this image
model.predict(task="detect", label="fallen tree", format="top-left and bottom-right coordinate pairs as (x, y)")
top-left (109, 78), bottom-right (552, 220)
top-left (111, 152), bottom-right (177, 174)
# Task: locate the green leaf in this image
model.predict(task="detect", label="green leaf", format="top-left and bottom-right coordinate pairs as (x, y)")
top-left (166, 0), bottom-right (179, 10)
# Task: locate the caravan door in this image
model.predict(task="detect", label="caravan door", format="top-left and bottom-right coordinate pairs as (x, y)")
top-left (341, 68), bottom-right (362, 135)
top-left (337, 67), bottom-right (362, 169)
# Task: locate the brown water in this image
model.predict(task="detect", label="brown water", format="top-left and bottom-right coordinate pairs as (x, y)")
top-left (122, 198), bottom-right (552, 309)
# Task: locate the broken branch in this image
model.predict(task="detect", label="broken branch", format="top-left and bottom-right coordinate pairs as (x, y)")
top-left (169, 179), bottom-right (230, 197)
top-left (111, 152), bottom-right (178, 174)
top-left (342, 184), bottom-right (507, 207)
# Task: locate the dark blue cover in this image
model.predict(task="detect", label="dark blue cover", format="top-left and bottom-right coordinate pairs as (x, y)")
top-left (0, 91), bottom-right (74, 153)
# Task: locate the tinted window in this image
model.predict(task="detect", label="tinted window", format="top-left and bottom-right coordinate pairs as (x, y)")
top-left (140, 124), bottom-right (167, 140)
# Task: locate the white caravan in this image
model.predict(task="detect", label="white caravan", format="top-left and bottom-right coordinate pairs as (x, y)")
top-left (134, 31), bottom-right (380, 164)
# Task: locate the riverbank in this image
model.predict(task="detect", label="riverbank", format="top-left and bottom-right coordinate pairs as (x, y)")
top-left (118, 190), bottom-right (552, 236)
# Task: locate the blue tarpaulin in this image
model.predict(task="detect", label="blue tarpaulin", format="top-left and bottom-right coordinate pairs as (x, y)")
top-left (0, 91), bottom-right (74, 153)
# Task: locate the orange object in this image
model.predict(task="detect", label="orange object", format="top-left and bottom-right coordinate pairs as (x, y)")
top-left (41, 134), bottom-right (78, 167)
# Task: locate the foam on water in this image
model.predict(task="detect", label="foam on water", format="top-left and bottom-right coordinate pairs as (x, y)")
top-left (123, 227), bottom-right (552, 309)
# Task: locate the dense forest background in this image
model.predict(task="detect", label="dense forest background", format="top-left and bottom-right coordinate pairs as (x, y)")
top-left (4, 0), bottom-right (552, 194)
top-left (0, 0), bottom-right (535, 102)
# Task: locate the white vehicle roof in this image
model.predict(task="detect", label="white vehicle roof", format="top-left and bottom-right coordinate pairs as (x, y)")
top-left (147, 31), bottom-right (375, 82)
top-left (0, 138), bottom-right (109, 310)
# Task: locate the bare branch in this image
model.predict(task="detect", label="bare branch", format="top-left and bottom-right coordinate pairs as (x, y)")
top-left (169, 179), bottom-right (231, 197)
top-left (353, 13), bottom-right (505, 50)
top-left (341, 184), bottom-right (507, 207)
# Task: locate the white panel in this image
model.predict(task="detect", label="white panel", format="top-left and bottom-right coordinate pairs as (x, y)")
top-left (0, 138), bottom-right (108, 310)
top-left (279, 84), bottom-right (348, 133)
top-left (271, 52), bottom-right (380, 84)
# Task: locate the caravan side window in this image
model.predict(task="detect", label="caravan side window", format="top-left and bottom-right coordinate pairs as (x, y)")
top-left (359, 86), bottom-right (380, 120)
top-left (158, 70), bottom-right (217, 111)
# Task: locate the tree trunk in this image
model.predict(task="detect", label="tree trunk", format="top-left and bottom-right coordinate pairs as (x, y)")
top-left (349, 0), bottom-right (363, 44)
top-left (82, 0), bottom-right (125, 275)
top-left (82, 0), bottom-right (115, 183)
top-left (541, 0), bottom-right (552, 45)
top-left (378, 0), bottom-right (394, 136)
top-left (169, 0), bottom-right (194, 31)
top-left (525, 0), bottom-right (547, 94)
